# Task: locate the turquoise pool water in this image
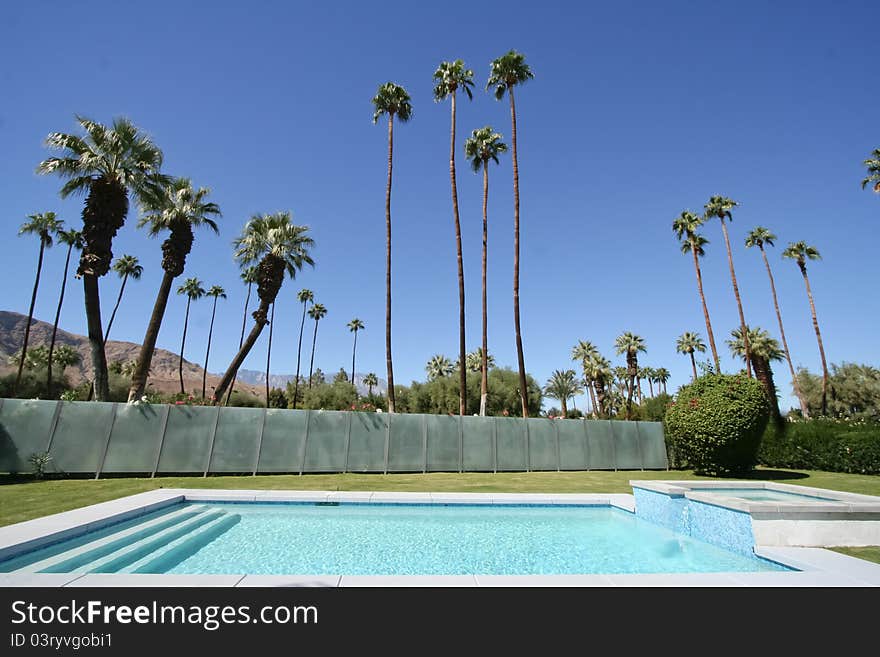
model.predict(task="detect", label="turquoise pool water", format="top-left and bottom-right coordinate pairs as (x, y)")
top-left (1, 502), bottom-right (787, 575)
top-left (690, 488), bottom-right (838, 503)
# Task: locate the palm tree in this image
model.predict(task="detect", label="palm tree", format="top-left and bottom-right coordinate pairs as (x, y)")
top-left (571, 340), bottom-right (600, 417)
top-left (655, 367), bottom-right (670, 395)
top-left (225, 266), bottom-right (259, 406)
top-left (434, 60), bottom-right (474, 416)
top-left (426, 354), bottom-right (455, 381)
top-left (614, 332), bottom-right (646, 420)
top-left (15, 212), bottom-right (62, 395)
top-left (728, 325), bottom-right (785, 425)
top-left (465, 348), bottom-right (495, 373)
top-left (213, 212), bottom-right (314, 402)
top-left (176, 277), bottom-right (205, 395)
top-left (862, 148), bottom-right (880, 192)
top-left (465, 126), bottom-right (508, 416)
top-left (46, 228), bottom-right (82, 396)
top-left (641, 367), bottom-right (655, 398)
top-left (201, 285), bottom-right (226, 399)
top-left (127, 177), bottom-right (220, 401)
top-left (291, 288), bottom-right (314, 409)
top-left (783, 241), bottom-right (829, 415)
top-left (372, 82), bottom-right (412, 413)
top-left (543, 369), bottom-right (582, 418)
top-left (52, 345), bottom-right (81, 378)
top-left (587, 356), bottom-right (612, 418)
top-left (676, 332), bottom-right (707, 381)
top-left (307, 303), bottom-right (327, 388)
top-left (364, 372), bottom-right (379, 397)
top-left (103, 255), bottom-right (142, 343)
top-left (704, 195), bottom-right (752, 377)
top-left (347, 318), bottom-right (365, 387)
top-left (265, 302), bottom-right (276, 407)
top-left (37, 116), bottom-right (166, 401)
top-left (745, 227), bottom-right (809, 417)
top-left (488, 50), bottom-right (534, 417)
top-left (672, 211), bottom-right (721, 372)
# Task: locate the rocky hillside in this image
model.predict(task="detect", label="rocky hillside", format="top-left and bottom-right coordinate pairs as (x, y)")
top-left (0, 310), bottom-right (262, 397)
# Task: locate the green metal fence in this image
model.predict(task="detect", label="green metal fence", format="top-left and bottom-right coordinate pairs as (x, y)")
top-left (0, 398), bottom-right (668, 476)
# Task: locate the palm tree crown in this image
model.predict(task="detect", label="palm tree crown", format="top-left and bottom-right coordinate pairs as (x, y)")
top-left (112, 254), bottom-right (142, 280)
top-left (348, 318), bottom-right (364, 333)
top-left (433, 60), bottom-right (474, 101)
top-left (704, 195), bottom-right (739, 222)
top-left (464, 127), bottom-right (508, 172)
top-left (727, 326), bottom-right (784, 363)
top-left (862, 148), bottom-right (880, 192)
top-left (56, 228), bottom-right (83, 250)
top-left (487, 50), bottom-right (534, 99)
top-left (19, 212), bottom-right (62, 247)
top-left (297, 288), bottom-right (314, 304)
top-left (308, 303), bottom-right (327, 322)
top-left (426, 354), bottom-right (454, 380)
top-left (745, 226), bottom-right (776, 250)
top-left (676, 332), bottom-right (707, 356)
top-left (614, 332), bottom-right (647, 359)
top-left (207, 285), bottom-right (226, 300)
top-left (782, 241), bottom-right (821, 268)
top-left (543, 369), bottom-right (582, 416)
top-left (177, 277), bottom-right (205, 301)
top-left (371, 83), bottom-right (413, 123)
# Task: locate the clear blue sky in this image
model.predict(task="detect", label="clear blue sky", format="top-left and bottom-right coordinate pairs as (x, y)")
top-left (2, 0), bottom-right (877, 411)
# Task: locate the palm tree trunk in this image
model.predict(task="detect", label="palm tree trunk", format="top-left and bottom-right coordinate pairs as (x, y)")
top-left (15, 241), bottom-right (45, 395)
top-left (128, 272), bottom-right (174, 402)
top-left (753, 355), bottom-right (782, 427)
top-left (103, 273), bottom-right (128, 344)
top-left (225, 282), bottom-right (252, 406)
top-left (47, 243), bottom-right (74, 397)
top-left (509, 86), bottom-right (529, 418)
top-left (636, 376), bottom-right (643, 403)
top-left (265, 303), bottom-right (274, 407)
top-left (350, 329), bottom-right (358, 387)
top-left (214, 299), bottom-right (272, 402)
top-left (690, 238), bottom-right (721, 372)
top-left (202, 295), bottom-right (218, 400)
top-left (800, 263), bottom-right (829, 415)
top-left (292, 298), bottom-right (307, 409)
top-left (82, 274), bottom-right (110, 401)
top-left (560, 396), bottom-right (568, 417)
top-left (719, 218), bottom-right (752, 377)
top-left (625, 355), bottom-right (635, 420)
top-left (385, 113), bottom-right (396, 413)
top-left (480, 160), bottom-right (490, 417)
top-left (648, 379), bottom-right (654, 397)
top-left (587, 380), bottom-right (598, 418)
top-left (308, 317), bottom-right (320, 388)
top-left (448, 92), bottom-right (467, 416)
top-left (760, 245), bottom-right (809, 418)
top-left (179, 296), bottom-right (191, 395)
top-left (689, 352), bottom-right (698, 381)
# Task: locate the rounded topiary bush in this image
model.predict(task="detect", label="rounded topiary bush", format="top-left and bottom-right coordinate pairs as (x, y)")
top-left (665, 373), bottom-right (770, 475)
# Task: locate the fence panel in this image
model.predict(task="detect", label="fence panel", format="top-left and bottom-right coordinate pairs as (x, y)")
top-left (585, 420), bottom-right (616, 469)
top-left (637, 421), bottom-right (669, 469)
top-left (302, 410), bottom-right (349, 472)
top-left (157, 405), bottom-right (218, 473)
top-left (346, 412), bottom-right (387, 472)
top-left (0, 399), bottom-right (57, 473)
top-left (527, 418), bottom-right (558, 471)
top-left (612, 420), bottom-right (643, 469)
top-left (49, 401), bottom-right (116, 473)
top-left (387, 413), bottom-right (425, 472)
top-left (426, 415), bottom-right (460, 472)
top-left (102, 402), bottom-right (165, 473)
top-left (209, 407), bottom-right (265, 473)
top-left (257, 409), bottom-right (308, 473)
top-left (557, 419), bottom-right (588, 471)
top-left (495, 417), bottom-right (527, 471)
top-left (461, 415), bottom-right (494, 472)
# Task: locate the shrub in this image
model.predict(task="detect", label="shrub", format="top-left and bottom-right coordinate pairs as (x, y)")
top-left (759, 418), bottom-right (880, 474)
top-left (665, 373), bottom-right (770, 475)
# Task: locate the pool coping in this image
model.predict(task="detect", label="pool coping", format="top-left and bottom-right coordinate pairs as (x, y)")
top-left (1, 489), bottom-right (878, 587)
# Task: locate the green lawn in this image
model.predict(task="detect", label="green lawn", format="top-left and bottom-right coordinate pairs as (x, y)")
top-left (2, 466), bottom-right (879, 528)
top-left (830, 547), bottom-right (880, 565)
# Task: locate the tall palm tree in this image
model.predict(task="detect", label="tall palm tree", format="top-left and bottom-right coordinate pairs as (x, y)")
top-left (465, 126), bottom-right (508, 416)
top-left (862, 148), bottom-right (880, 192)
top-left (426, 354), bottom-right (455, 380)
top-left (728, 325), bottom-right (785, 425)
top-left (291, 288), bottom-right (314, 409)
top-left (655, 367), bottom-right (670, 395)
top-left (745, 227), bottom-right (809, 417)
top-left (488, 50), bottom-right (534, 418)
top-left (571, 340), bottom-right (600, 417)
top-left (127, 178), bottom-right (220, 401)
top-left (543, 369), bottom-right (582, 418)
top-left (201, 285), bottom-right (226, 400)
top-left (52, 344), bottom-right (81, 376)
top-left (213, 212), bottom-right (314, 402)
top-left (15, 212), bottom-right (62, 395)
top-left (676, 331), bottom-right (707, 381)
top-left (37, 116), bottom-right (166, 401)
top-left (265, 302), bottom-right (276, 407)
top-left (641, 367), bottom-right (655, 398)
top-left (672, 211), bottom-right (721, 372)
top-left (176, 277), bottom-right (205, 395)
top-left (372, 82), bottom-right (412, 413)
top-left (704, 195), bottom-right (752, 377)
top-left (307, 303), bottom-right (327, 388)
top-left (347, 318), bottom-right (365, 387)
top-left (589, 356), bottom-right (613, 418)
top-left (46, 228), bottom-right (82, 396)
top-left (103, 255), bottom-right (142, 343)
top-left (225, 266), bottom-right (259, 406)
top-left (783, 241), bottom-right (829, 415)
top-left (434, 60), bottom-right (474, 416)
top-left (614, 332), bottom-right (646, 420)
top-left (465, 348), bottom-right (495, 373)
top-left (364, 372), bottom-right (378, 397)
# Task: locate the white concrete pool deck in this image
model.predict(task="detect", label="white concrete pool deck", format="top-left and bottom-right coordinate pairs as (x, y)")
top-left (1, 488), bottom-right (878, 587)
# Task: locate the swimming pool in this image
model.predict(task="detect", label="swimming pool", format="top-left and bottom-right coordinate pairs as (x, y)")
top-left (0, 501), bottom-right (786, 576)
top-left (687, 487), bottom-right (838, 503)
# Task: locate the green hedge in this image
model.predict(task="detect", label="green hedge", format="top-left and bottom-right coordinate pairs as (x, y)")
top-left (759, 420), bottom-right (880, 475)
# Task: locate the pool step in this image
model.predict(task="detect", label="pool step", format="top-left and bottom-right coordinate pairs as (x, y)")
top-left (12, 506), bottom-right (208, 574)
top-left (78, 510), bottom-right (230, 574)
top-left (122, 513), bottom-right (242, 574)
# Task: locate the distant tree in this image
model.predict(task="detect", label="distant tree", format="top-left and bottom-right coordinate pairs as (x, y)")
top-left (46, 227), bottom-right (82, 396)
top-left (796, 363), bottom-right (880, 421)
top-left (614, 332), bottom-right (646, 420)
top-left (543, 369), bottom-right (582, 418)
top-left (862, 148), bottom-right (880, 193)
top-left (291, 289), bottom-right (314, 409)
top-left (728, 325), bottom-right (785, 426)
top-left (676, 331), bottom-right (707, 381)
top-left (333, 368), bottom-right (349, 384)
top-left (176, 277), bottom-right (205, 394)
top-left (307, 303), bottom-right (327, 388)
top-left (103, 254), bottom-right (142, 343)
top-left (426, 354), bottom-right (455, 380)
top-left (225, 266), bottom-right (259, 405)
top-left (347, 318), bottom-right (364, 387)
top-left (202, 285), bottom-right (226, 399)
top-left (364, 372), bottom-right (379, 397)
